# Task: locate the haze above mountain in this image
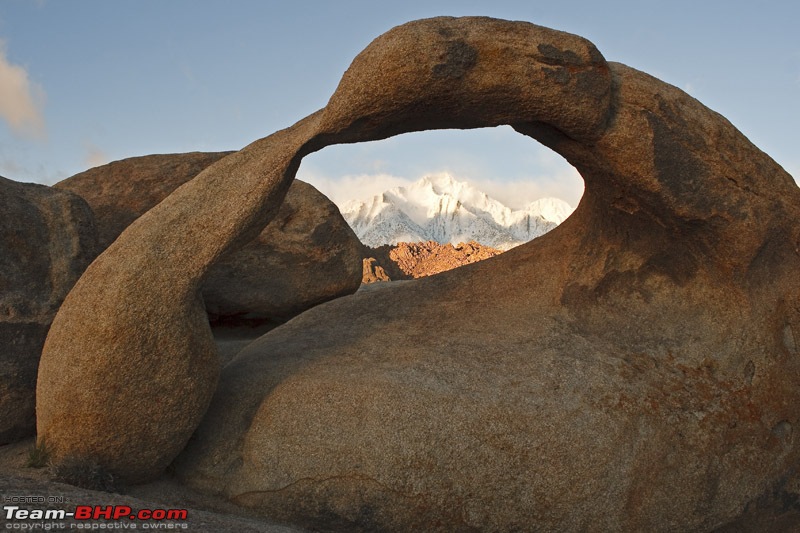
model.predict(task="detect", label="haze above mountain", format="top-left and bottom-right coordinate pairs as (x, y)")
top-left (340, 173), bottom-right (573, 250)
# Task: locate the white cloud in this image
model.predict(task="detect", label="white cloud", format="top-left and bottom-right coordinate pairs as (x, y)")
top-left (0, 41), bottom-right (46, 139)
top-left (297, 170), bottom-right (413, 206)
top-left (464, 148), bottom-right (586, 209)
top-left (468, 174), bottom-right (585, 210)
top-left (298, 166), bottom-right (585, 212)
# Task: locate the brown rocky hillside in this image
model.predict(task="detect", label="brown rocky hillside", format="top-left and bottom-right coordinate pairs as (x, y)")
top-left (362, 240), bottom-right (503, 283)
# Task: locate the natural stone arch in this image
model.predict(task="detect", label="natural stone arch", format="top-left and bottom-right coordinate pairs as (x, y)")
top-left (37, 16), bottom-right (800, 530)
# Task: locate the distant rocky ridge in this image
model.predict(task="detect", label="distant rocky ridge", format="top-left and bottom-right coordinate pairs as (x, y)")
top-left (362, 240), bottom-right (502, 282)
top-left (341, 173), bottom-right (572, 250)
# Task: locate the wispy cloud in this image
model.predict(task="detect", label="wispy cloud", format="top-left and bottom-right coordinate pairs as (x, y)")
top-left (793, 49), bottom-right (800, 88)
top-left (83, 141), bottom-right (109, 169)
top-left (0, 156), bottom-right (65, 185)
top-left (0, 156), bottom-right (24, 179)
top-left (786, 162), bottom-right (800, 184)
top-left (0, 40), bottom-right (46, 139)
top-left (469, 174), bottom-right (584, 210)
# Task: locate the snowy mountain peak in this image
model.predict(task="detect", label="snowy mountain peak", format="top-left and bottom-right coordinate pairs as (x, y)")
top-left (420, 172), bottom-right (453, 188)
top-left (419, 172), bottom-right (463, 195)
top-left (341, 175), bottom-right (573, 250)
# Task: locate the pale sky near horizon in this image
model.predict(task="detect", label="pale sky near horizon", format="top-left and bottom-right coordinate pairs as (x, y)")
top-left (1, 1), bottom-right (797, 209)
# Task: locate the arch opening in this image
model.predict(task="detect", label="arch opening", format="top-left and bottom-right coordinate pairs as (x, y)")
top-left (299, 126), bottom-right (583, 269)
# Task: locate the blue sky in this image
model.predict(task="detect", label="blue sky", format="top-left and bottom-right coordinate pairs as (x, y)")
top-left (1, 0), bottom-right (797, 209)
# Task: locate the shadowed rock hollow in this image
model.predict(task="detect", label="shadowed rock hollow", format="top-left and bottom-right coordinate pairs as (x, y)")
top-left (37, 16), bottom-right (800, 531)
top-left (0, 178), bottom-right (99, 444)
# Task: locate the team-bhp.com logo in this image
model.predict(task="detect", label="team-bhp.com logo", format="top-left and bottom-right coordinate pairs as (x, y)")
top-left (4, 504), bottom-right (189, 529)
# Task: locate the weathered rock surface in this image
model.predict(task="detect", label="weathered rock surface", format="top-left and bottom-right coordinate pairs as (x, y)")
top-left (54, 152), bottom-right (232, 250)
top-left (36, 112), bottom-right (326, 483)
top-left (203, 180), bottom-right (362, 324)
top-left (0, 177), bottom-right (99, 444)
top-left (38, 15), bottom-right (800, 532)
top-left (176, 17), bottom-right (800, 532)
top-left (363, 240), bottom-right (503, 282)
top-left (57, 153), bottom-right (362, 325)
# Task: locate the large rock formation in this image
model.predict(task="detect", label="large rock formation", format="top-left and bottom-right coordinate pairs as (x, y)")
top-left (0, 177), bottom-right (99, 443)
top-left (38, 15), bottom-right (800, 531)
top-left (56, 153), bottom-right (362, 325)
top-left (36, 114), bottom-right (326, 483)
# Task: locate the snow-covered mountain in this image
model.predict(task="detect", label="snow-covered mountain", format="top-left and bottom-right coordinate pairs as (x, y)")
top-left (340, 173), bottom-right (573, 250)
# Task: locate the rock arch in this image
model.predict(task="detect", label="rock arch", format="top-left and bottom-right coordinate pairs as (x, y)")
top-left (37, 16), bottom-right (800, 530)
